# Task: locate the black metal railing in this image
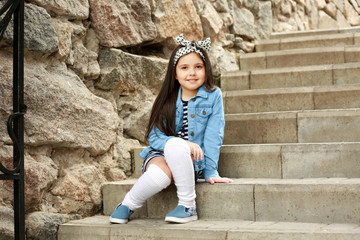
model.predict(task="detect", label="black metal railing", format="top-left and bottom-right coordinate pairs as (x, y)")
top-left (0, 0), bottom-right (26, 239)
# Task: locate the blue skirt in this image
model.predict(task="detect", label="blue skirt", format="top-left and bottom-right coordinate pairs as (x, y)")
top-left (142, 150), bottom-right (204, 181)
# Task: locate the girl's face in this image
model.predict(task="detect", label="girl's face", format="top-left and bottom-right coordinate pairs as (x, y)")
top-left (175, 52), bottom-right (206, 100)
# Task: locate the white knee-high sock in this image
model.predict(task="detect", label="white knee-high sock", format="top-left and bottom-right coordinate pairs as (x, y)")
top-left (164, 138), bottom-right (196, 208)
top-left (122, 164), bottom-right (171, 211)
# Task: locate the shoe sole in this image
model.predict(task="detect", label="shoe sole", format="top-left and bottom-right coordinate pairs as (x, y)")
top-left (165, 215), bottom-right (198, 223)
top-left (109, 216), bottom-right (128, 224)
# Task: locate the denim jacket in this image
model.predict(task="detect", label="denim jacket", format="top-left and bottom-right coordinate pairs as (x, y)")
top-left (139, 84), bottom-right (225, 181)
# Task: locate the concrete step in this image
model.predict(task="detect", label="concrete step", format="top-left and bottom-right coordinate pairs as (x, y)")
top-left (256, 32), bottom-right (360, 52)
top-left (58, 216), bottom-right (360, 240)
top-left (239, 46), bottom-right (360, 71)
top-left (132, 142), bottom-right (360, 179)
top-left (219, 143), bottom-right (360, 179)
top-left (102, 178), bottom-right (360, 224)
top-left (221, 62), bottom-right (360, 91)
top-left (270, 26), bottom-right (360, 39)
top-left (224, 84), bottom-right (360, 114)
top-left (224, 109), bottom-right (360, 144)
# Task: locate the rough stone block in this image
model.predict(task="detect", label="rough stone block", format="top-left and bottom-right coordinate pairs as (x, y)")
top-left (282, 143), bottom-right (360, 178)
top-left (195, 181), bottom-right (254, 220)
top-left (58, 224), bottom-right (110, 240)
top-left (224, 112), bottom-right (297, 144)
top-left (228, 222), bottom-right (360, 240)
top-left (132, 147), bottom-right (144, 178)
top-left (298, 109), bottom-right (360, 143)
top-left (266, 47), bottom-right (345, 69)
top-left (314, 85), bottom-right (360, 110)
top-left (221, 71), bottom-right (250, 91)
top-left (218, 145), bottom-right (282, 178)
top-left (255, 39), bottom-right (280, 52)
top-left (102, 180), bottom-right (148, 218)
top-left (280, 33), bottom-right (354, 50)
top-left (255, 179), bottom-right (360, 224)
top-left (224, 87), bottom-right (314, 113)
top-left (355, 32), bottom-right (360, 45)
top-left (239, 52), bottom-right (266, 71)
top-left (270, 29), bottom-right (340, 39)
top-left (333, 62), bottom-right (360, 85)
top-left (146, 185), bottom-right (178, 218)
top-left (345, 46), bottom-right (360, 63)
top-left (250, 65), bottom-right (333, 89)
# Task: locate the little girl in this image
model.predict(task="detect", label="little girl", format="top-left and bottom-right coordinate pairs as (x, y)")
top-left (110, 33), bottom-right (233, 224)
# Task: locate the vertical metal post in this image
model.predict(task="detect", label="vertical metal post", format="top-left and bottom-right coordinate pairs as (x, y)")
top-left (12, 0), bottom-right (25, 239)
top-left (0, 0), bottom-right (26, 239)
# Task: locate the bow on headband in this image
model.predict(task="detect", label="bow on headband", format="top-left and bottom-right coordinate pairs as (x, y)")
top-left (173, 33), bottom-right (211, 66)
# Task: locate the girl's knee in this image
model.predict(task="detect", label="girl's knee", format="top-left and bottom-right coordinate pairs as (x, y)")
top-left (164, 137), bottom-right (190, 154)
top-left (146, 158), bottom-right (172, 180)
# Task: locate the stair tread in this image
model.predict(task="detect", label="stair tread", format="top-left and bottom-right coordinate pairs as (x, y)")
top-left (238, 45), bottom-right (360, 71)
top-left (224, 83), bottom-right (360, 95)
top-left (59, 216), bottom-right (360, 240)
top-left (222, 62), bottom-right (360, 79)
top-left (221, 62), bottom-right (360, 91)
top-left (134, 141), bottom-right (360, 149)
top-left (241, 45), bottom-right (359, 57)
top-left (222, 141), bottom-right (360, 146)
top-left (225, 107), bottom-right (360, 116)
top-left (223, 84), bottom-right (360, 114)
top-left (257, 32), bottom-right (356, 44)
top-left (270, 26), bottom-right (360, 39)
top-left (106, 177), bottom-right (360, 186)
top-left (219, 142), bottom-right (360, 179)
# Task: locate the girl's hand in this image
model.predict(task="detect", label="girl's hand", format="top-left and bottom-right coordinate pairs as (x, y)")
top-left (185, 141), bottom-right (203, 162)
top-left (206, 177), bottom-right (234, 185)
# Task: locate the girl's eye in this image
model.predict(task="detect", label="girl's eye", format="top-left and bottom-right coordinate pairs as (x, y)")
top-left (181, 66), bottom-right (187, 70)
top-left (196, 65), bottom-right (203, 69)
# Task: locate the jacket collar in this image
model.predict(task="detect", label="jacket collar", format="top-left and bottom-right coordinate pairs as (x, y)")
top-left (177, 84), bottom-right (208, 107)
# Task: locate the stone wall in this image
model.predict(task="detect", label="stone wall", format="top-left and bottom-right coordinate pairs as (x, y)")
top-left (273, 0), bottom-right (360, 31)
top-left (0, 0), bottom-right (359, 239)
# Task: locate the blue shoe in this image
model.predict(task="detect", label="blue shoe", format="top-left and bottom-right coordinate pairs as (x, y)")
top-left (109, 203), bottom-right (134, 224)
top-left (165, 205), bottom-right (198, 223)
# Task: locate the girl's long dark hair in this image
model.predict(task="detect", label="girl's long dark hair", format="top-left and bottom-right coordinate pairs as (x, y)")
top-left (145, 44), bottom-right (216, 141)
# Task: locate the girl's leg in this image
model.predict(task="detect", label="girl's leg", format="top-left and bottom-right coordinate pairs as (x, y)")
top-left (164, 137), bottom-right (196, 207)
top-left (122, 160), bottom-right (171, 210)
top-left (110, 157), bottom-right (171, 224)
top-left (163, 137), bottom-right (197, 223)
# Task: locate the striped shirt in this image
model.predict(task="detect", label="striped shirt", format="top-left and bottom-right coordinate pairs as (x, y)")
top-left (177, 100), bottom-right (189, 140)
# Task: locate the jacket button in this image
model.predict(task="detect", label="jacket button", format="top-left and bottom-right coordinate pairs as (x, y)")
top-left (190, 132), bottom-right (194, 136)
top-left (191, 114), bottom-right (195, 118)
top-left (198, 165), bottom-right (201, 168)
top-left (192, 98), bottom-right (196, 102)
top-left (202, 111), bottom-right (206, 115)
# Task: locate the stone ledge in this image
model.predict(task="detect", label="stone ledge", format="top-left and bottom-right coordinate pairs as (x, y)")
top-left (239, 46), bottom-right (360, 71)
top-left (58, 216), bottom-right (360, 240)
top-left (224, 108), bottom-right (360, 144)
top-left (102, 178), bottom-right (360, 224)
top-left (257, 32), bottom-right (356, 52)
top-left (219, 142), bottom-right (360, 179)
top-left (224, 84), bottom-right (360, 113)
top-left (269, 26), bottom-right (360, 39)
top-left (221, 62), bottom-right (360, 91)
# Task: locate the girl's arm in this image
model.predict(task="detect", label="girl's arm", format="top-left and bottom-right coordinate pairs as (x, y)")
top-left (202, 88), bottom-right (233, 184)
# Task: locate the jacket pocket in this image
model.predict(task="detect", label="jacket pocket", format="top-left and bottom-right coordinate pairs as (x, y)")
top-left (196, 108), bottom-right (212, 125)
